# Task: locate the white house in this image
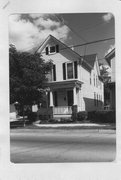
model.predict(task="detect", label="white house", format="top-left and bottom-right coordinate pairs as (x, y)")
top-left (37, 35), bottom-right (104, 118)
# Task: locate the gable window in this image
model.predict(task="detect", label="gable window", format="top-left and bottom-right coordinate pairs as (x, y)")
top-left (45, 45), bottom-right (59, 55)
top-left (50, 46), bottom-right (56, 53)
top-left (62, 61), bottom-right (78, 80)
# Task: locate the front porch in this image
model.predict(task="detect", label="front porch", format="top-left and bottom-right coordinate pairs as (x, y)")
top-left (43, 80), bottom-right (83, 118)
top-left (53, 106), bottom-right (72, 118)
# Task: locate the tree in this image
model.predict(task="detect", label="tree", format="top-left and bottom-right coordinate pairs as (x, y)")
top-left (100, 64), bottom-right (111, 83)
top-left (99, 64), bottom-right (111, 106)
top-left (9, 44), bottom-right (52, 121)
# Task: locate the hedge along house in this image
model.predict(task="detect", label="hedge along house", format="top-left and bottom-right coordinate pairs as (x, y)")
top-left (37, 35), bottom-right (104, 118)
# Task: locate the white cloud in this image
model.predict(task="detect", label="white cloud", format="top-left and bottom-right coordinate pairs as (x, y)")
top-left (9, 14), bottom-right (70, 52)
top-left (102, 13), bottom-right (113, 22)
top-left (34, 17), bottom-right (60, 29)
top-left (105, 44), bottom-right (115, 56)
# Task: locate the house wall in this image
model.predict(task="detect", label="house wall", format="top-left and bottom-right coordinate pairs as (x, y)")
top-left (42, 48), bottom-right (79, 82)
top-left (79, 61), bottom-right (104, 112)
top-left (111, 57), bottom-right (115, 82)
top-left (40, 42), bottom-right (104, 112)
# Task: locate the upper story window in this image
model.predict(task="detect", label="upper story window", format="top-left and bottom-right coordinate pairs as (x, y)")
top-left (96, 75), bottom-right (98, 87)
top-left (93, 73), bottom-right (95, 86)
top-left (46, 45), bottom-right (59, 55)
top-left (63, 61), bottom-right (78, 80)
top-left (67, 63), bottom-right (73, 79)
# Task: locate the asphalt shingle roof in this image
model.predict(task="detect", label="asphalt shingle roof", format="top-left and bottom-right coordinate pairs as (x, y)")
top-left (82, 54), bottom-right (97, 68)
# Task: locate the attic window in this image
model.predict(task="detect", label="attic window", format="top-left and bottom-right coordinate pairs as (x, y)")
top-left (50, 46), bottom-right (56, 53)
top-left (45, 45), bottom-right (59, 55)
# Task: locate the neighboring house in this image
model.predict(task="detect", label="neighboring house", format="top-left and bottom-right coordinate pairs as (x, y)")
top-left (105, 48), bottom-right (115, 110)
top-left (10, 104), bottom-right (17, 121)
top-left (37, 35), bottom-right (104, 118)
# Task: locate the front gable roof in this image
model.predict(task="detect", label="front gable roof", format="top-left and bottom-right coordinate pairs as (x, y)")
top-left (36, 35), bottom-right (92, 71)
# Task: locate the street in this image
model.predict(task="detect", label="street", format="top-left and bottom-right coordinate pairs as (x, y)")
top-left (10, 128), bottom-right (116, 163)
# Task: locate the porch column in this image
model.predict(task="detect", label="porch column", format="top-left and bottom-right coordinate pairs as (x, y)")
top-left (72, 86), bottom-right (78, 121)
top-left (50, 90), bottom-right (53, 107)
top-left (49, 90), bottom-right (54, 119)
top-left (73, 86), bottom-right (77, 105)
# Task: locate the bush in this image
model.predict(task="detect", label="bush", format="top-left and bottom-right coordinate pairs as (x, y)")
top-left (27, 112), bottom-right (37, 123)
top-left (88, 110), bottom-right (116, 124)
top-left (60, 118), bottom-right (73, 123)
top-left (77, 111), bottom-right (88, 121)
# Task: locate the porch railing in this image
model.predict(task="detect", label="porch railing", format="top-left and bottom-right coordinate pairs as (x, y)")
top-left (53, 106), bottom-right (72, 115)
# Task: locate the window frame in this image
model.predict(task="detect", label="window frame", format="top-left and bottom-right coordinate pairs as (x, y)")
top-left (67, 62), bottom-right (74, 79)
top-left (50, 46), bottom-right (56, 54)
top-left (64, 61), bottom-right (78, 80)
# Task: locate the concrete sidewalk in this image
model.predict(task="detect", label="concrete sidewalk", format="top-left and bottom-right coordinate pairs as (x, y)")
top-left (34, 122), bottom-right (115, 129)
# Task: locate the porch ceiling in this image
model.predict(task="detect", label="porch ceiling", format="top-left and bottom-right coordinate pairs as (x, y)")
top-left (44, 80), bottom-right (83, 90)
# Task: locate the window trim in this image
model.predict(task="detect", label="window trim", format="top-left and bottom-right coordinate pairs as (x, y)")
top-left (67, 62), bottom-right (74, 79)
top-left (46, 45), bottom-right (59, 55)
top-left (50, 46), bottom-right (56, 53)
top-left (63, 61), bottom-right (78, 80)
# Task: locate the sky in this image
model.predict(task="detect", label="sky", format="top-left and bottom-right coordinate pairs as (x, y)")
top-left (9, 13), bottom-right (115, 66)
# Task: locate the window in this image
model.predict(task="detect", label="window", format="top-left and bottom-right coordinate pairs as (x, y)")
top-left (45, 45), bottom-right (59, 55)
top-left (62, 61), bottom-right (78, 80)
top-left (96, 76), bottom-right (98, 87)
top-left (93, 73), bottom-right (95, 86)
top-left (67, 63), bottom-right (73, 79)
top-left (50, 46), bottom-right (56, 53)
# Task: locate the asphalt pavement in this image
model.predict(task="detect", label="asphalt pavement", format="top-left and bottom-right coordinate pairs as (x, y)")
top-left (10, 127), bottom-right (116, 163)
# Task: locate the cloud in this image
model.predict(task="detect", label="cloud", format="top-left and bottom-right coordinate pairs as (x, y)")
top-left (9, 14), bottom-right (70, 52)
top-left (34, 17), bottom-right (60, 29)
top-left (105, 44), bottom-right (115, 56)
top-left (102, 13), bottom-right (113, 22)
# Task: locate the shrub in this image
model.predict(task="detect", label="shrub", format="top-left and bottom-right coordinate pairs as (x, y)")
top-left (77, 111), bottom-right (88, 121)
top-left (60, 118), bottom-right (73, 123)
top-left (88, 110), bottom-right (116, 124)
top-left (27, 112), bottom-right (37, 123)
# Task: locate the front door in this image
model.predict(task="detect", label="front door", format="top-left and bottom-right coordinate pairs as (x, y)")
top-left (67, 90), bottom-right (73, 106)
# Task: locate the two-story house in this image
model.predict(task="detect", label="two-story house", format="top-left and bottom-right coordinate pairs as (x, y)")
top-left (105, 48), bottom-right (115, 110)
top-left (37, 35), bottom-right (104, 118)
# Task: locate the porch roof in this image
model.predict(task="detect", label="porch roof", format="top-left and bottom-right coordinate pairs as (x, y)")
top-left (44, 79), bottom-right (83, 90)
